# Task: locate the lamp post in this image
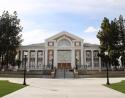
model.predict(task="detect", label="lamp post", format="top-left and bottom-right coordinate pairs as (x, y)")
top-left (104, 51), bottom-right (110, 85)
top-left (23, 51), bottom-right (28, 85)
top-left (76, 57), bottom-right (78, 70)
top-left (50, 56), bottom-right (53, 69)
top-left (52, 57), bottom-right (53, 70)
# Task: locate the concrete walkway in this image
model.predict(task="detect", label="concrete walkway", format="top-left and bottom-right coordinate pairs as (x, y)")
top-left (0, 78), bottom-right (125, 98)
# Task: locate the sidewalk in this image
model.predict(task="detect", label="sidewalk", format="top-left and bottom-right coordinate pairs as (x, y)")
top-left (1, 78), bottom-right (125, 98)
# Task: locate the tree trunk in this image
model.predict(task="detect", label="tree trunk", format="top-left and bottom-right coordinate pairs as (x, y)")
top-left (1, 54), bottom-right (4, 71)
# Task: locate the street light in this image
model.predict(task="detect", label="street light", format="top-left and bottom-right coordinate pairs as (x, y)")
top-left (104, 51), bottom-right (110, 85)
top-left (23, 51), bottom-right (28, 85)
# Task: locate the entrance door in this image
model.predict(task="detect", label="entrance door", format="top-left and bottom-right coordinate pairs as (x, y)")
top-left (58, 63), bottom-right (71, 69)
top-left (57, 50), bottom-right (71, 69)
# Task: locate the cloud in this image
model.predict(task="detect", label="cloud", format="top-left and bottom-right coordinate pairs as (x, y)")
top-left (82, 26), bottom-right (100, 44)
top-left (21, 29), bottom-right (58, 45)
top-left (0, 0), bottom-right (125, 15)
top-left (0, 0), bottom-right (41, 14)
top-left (21, 28), bottom-right (100, 45)
top-left (84, 26), bottom-right (99, 33)
top-left (84, 37), bottom-right (100, 45)
top-left (0, 0), bottom-right (124, 45)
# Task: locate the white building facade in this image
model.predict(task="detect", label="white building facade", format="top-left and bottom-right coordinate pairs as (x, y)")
top-left (18, 31), bottom-right (101, 71)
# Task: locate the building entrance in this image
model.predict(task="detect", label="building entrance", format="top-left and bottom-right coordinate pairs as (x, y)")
top-left (58, 63), bottom-right (71, 69)
top-left (57, 50), bottom-right (71, 69)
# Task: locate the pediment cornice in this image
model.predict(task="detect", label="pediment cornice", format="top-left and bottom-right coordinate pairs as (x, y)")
top-left (46, 31), bottom-right (83, 41)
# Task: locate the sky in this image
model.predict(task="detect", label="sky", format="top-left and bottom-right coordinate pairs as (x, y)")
top-left (0, 0), bottom-right (125, 45)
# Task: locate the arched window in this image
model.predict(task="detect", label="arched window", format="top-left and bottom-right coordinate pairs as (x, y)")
top-left (58, 39), bottom-right (71, 47)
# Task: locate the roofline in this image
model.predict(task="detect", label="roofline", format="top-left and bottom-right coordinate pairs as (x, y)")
top-left (46, 31), bottom-right (84, 41)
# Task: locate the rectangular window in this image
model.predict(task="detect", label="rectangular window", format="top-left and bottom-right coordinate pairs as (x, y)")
top-left (37, 51), bottom-right (43, 68)
top-left (30, 51), bottom-right (35, 69)
top-left (93, 50), bottom-right (99, 67)
top-left (75, 42), bottom-right (81, 46)
top-left (48, 42), bottom-right (54, 46)
top-left (86, 50), bottom-right (92, 67)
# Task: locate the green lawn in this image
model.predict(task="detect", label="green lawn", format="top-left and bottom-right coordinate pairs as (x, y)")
top-left (0, 80), bottom-right (26, 97)
top-left (105, 80), bottom-right (125, 94)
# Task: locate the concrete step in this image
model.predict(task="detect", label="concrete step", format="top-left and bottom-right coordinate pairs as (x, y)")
top-left (55, 69), bottom-right (74, 78)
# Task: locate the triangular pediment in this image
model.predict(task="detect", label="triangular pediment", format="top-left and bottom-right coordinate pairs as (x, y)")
top-left (46, 31), bottom-right (83, 41)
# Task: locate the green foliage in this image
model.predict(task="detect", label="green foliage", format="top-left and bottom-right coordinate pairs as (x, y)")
top-left (105, 80), bottom-right (125, 93)
top-left (117, 15), bottom-right (125, 67)
top-left (0, 11), bottom-right (22, 70)
top-left (97, 17), bottom-right (110, 52)
top-left (97, 15), bottom-right (125, 68)
top-left (0, 80), bottom-right (26, 97)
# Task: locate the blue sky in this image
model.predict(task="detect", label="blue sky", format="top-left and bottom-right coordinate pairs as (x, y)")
top-left (0, 0), bottom-right (125, 45)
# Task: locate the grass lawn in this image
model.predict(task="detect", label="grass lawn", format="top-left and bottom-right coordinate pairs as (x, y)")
top-left (105, 80), bottom-right (125, 94)
top-left (0, 80), bottom-right (26, 97)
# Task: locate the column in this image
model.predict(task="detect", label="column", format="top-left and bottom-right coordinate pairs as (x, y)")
top-left (43, 50), bottom-right (45, 67)
top-left (72, 49), bottom-right (75, 68)
top-left (54, 49), bottom-right (57, 68)
top-left (99, 50), bottom-right (101, 72)
top-left (91, 50), bottom-right (94, 70)
top-left (27, 50), bottom-right (30, 71)
top-left (84, 50), bottom-right (88, 70)
top-left (54, 40), bottom-right (57, 68)
top-left (84, 50), bottom-right (86, 65)
top-left (45, 49), bottom-right (48, 66)
top-left (81, 41), bottom-right (84, 66)
top-left (81, 49), bottom-right (83, 65)
top-left (20, 50), bottom-right (23, 69)
top-left (35, 50), bottom-right (37, 69)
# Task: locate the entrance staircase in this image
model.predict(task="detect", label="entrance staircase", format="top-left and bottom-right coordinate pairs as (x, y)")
top-left (55, 69), bottom-right (74, 78)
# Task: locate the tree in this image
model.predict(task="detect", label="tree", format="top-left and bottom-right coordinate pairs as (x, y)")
top-left (117, 15), bottom-right (125, 68)
top-left (97, 17), bottom-right (119, 69)
top-left (97, 17), bottom-right (111, 66)
top-left (108, 20), bottom-right (120, 70)
top-left (97, 15), bottom-right (125, 70)
top-left (0, 11), bottom-right (22, 70)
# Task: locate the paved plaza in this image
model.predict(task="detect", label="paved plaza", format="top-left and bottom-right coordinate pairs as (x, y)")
top-left (0, 78), bottom-right (125, 98)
